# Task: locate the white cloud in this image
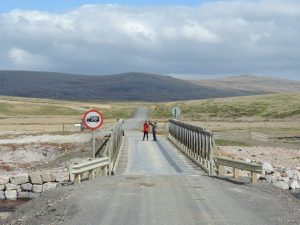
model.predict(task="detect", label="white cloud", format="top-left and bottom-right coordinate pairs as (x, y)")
top-left (0, 0), bottom-right (299, 77)
top-left (182, 21), bottom-right (220, 43)
top-left (8, 47), bottom-right (52, 70)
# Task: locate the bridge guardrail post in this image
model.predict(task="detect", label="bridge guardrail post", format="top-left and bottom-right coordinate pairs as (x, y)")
top-left (167, 119), bottom-right (216, 175)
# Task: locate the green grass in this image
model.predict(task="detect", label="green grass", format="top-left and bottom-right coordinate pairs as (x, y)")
top-left (150, 93), bottom-right (300, 121)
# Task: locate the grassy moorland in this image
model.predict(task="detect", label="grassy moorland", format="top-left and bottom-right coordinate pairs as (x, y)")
top-left (0, 96), bottom-right (143, 133)
top-left (150, 93), bottom-right (300, 148)
top-left (0, 96), bottom-right (141, 119)
top-left (150, 92), bottom-right (300, 121)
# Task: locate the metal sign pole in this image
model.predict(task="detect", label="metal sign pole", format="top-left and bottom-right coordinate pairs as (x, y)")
top-left (92, 130), bottom-right (96, 158)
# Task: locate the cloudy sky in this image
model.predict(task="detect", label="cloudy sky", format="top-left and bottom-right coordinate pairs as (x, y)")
top-left (0, 0), bottom-right (299, 80)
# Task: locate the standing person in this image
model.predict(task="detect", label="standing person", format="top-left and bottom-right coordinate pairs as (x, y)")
top-left (149, 121), bottom-right (157, 141)
top-left (143, 121), bottom-right (149, 141)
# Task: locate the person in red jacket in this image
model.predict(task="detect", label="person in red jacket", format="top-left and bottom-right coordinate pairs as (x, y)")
top-left (143, 121), bottom-right (150, 141)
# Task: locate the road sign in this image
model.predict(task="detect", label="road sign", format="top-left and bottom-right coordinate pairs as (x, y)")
top-left (83, 110), bottom-right (104, 130)
top-left (83, 110), bottom-right (104, 158)
top-left (172, 107), bottom-right (181, 118)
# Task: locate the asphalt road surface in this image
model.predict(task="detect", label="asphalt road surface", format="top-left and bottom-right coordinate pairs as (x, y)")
top-left (64, 108), bottom-right (299, 225)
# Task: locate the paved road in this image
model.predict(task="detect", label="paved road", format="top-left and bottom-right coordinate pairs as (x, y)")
top-left (65, 108), bottom-right (299, 225)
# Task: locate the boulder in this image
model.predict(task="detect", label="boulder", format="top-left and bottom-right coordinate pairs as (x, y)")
top-left (10, 174), bottom-right (29, 185)
top-left (43, 182), bottom-right (57, 192)
top-left (41, 173), bottom-right (55, 183)
top-left (0, 185), bottom-right (5, 191)
top-left (278, 177), bottom-right (290, 184)
top-left (293, 170), bottom-right (300, 180)
top-left (5, 190), bottom-right (17, 200)
top-left (32, 185), bottom-right (43, 193)
top-left (5, 183), bottom-right (18, 190)
top-left (55, 172), bottom-right (69, 183)
top-left (265, 174), bottom-right (279, 183)
top-left (18, 192), bottom-right (36, 199)
top-left (55, 172), bottom-right (65, 183)
top-left (265, 175), bottom-right (272, 183)
top-left (21, 183), bottom-right (33, 191)
top-left (287, 170), bottom-right (294, 179)
top-left (273, 181), bottom-right (289, 190)
top-left (0, 176), bottom-right (10, 185)
top-left (29, 173), bottom-right (42, 184)
top-left (289, 180), bottom-right (300, 189)
top-left (0, 191), bottom-right (5, 199)
top-left (263, 162), bottom-right (274, 174)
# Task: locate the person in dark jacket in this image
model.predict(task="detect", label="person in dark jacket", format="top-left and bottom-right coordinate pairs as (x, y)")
top-left (143, 121), bottom-right (150, 141)
top-left (149, 121), bottom-right (157, 141)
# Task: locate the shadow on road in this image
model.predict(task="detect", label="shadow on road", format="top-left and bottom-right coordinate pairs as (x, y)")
top-left (212, 176), bottom-right (248, 185)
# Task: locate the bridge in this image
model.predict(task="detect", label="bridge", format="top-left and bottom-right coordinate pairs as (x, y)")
top-left (65, 108), bottom-right (294, 225)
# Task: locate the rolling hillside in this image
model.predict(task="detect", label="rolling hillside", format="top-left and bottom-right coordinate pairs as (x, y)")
top-left (0, 71), bottom-right (258, 101)
top-left (193, 75), bottom-right (300, 94)
top-left (150, 92), bottom-right (300, 121)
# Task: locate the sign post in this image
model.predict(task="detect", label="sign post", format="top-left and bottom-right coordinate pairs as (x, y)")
top-left (83, 110), bottom-right (104, 158)
top-left (171, 106), bottom-right (181, 119)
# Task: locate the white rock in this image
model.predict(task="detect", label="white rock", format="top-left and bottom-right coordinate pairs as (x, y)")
top-left (0, 176), bottom-right (10, 185)
top-left (287, 170), bottom-right (294, 179)
top-left (289, 180), bottom-right (299, 189)
top-left (0, 185), bottom-right (5, 191)
top-left (55, 172), bottom-right (65, 183)
top-left (273, 172), bottom-right (281, 181)
top-left (245, 159), bottom-right (251, 163)
top-left (43, 182), bottom-right (57, 192)
top-left (273, 181), bottom-right (289, 190)
top-left (32, 185), bottom-right (43, 193)
top-left (41, 173), bottom-right (55, 183)
top-left (0, 191), bottom-right (5, 199)
top-left (278, 177), bottom-right (290, 184)
top-left (293, 170), bottom-right (300, 180)
top-left (5, 183), bottom-right (18, 190)
top-left (18, 192), bottom-right (36, 199)
top-left (55, 171), bottom-right (70, 183)
top-left (21, 183), bottom-right (33, 191)
top-left (5, 190), bottom-right (17, 200)
top-left (29, 173), bottom-right (42, 184)
top-left (265, 174), bottom-right (279, 183)
top-left (10, 174), bottom-right (29, 185)
top-left (263, 162), bottom-right (274, 174)
top-left (265, 175), bottom-right (273, 183)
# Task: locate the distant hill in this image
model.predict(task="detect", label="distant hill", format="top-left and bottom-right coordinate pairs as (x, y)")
top-left (0, 71), bottom-right (258, 101)
top-left (193, 75), bottom-right (300, 94)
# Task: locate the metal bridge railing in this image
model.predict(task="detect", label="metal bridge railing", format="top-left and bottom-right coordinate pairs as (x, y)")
top-left (102, 119), bottom-right (124, 175)
top-left (70, 119), bottom-right (124, 183)
top-left (168, 119), bottom-right (216, 175)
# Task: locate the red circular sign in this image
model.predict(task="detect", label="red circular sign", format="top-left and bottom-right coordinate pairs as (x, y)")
top-left (83, 110), bottom-right (104, 130)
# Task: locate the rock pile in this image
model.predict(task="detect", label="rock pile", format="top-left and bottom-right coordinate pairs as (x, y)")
top-left (261, 162), bottom-right (300, 190)
top-left (0, 171), bottom-right (70, 200)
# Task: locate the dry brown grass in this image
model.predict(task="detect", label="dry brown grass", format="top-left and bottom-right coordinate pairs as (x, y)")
top-left (0, 95), bottom-right (144, 133)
